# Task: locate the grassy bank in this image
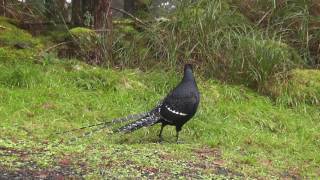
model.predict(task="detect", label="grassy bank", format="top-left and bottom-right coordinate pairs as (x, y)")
top-left (0, 57), bottom-right (319, 178)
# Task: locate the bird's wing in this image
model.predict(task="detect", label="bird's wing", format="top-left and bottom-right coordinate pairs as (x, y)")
top-left (160, 91), bottom-right (198, 124)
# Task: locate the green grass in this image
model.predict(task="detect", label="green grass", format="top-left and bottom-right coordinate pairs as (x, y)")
top-left (0, 56), bottom-right (319, 178)
top-left (268, 68), bottom-right (320, 106)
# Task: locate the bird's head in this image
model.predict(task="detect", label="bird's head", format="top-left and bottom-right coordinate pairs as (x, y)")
top-left (182, 64), bottom-right (195, 82)
top-left (184, 64), bottom-right (193, 72)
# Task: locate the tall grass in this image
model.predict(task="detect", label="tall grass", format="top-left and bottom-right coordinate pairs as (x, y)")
top-left (4, 0), bottom-right (307, 92)
top-left (112, 0), bottom-right (302, 92)
top-left (229, 0), bottom-right (320, 66)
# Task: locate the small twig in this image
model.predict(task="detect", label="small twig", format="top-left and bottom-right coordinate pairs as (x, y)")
top-left (94, 29), bottom-right (112, 33)
top-left (0, 25), bottom-right (6, 29)
top-left (110, 7), bottom-right (148, 27)
top-left (257, 9), bottom-right (273, 26)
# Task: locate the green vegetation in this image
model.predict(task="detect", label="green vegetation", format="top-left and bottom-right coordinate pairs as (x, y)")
top-left (0, 50), bottom-right (319, 178)
top-left (0, 17), bottom-right (41, 49)
top-left (229, 0), bottom-right (320, 65)
top-left (268, 69), bottom-right (320, 106)
top-left (111, 0), bottom-right (304, 93)
top-left (68, 27), bottom-right (99, 61)
top-left (0, 0), bottom-right (320, 178)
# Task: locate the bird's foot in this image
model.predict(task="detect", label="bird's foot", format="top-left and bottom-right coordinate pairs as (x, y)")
top-left (158, 137), bottom-right (164, 144)
top-left (176, 140), bottom-right (184, 144)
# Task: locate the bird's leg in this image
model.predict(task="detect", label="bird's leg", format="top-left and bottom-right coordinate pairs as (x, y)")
top-left (176, 131), bottom-right (179, 143)
top-left (175, 126), bottom-right (182, 144)
top-left (158, 123), bottom-right (165, 143)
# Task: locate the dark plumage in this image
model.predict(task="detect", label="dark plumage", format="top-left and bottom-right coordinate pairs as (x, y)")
top-left (117, 64), bottom-right (200, 142)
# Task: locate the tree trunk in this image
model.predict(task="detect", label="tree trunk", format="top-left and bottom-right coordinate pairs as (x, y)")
top-left (94, 0), bottom-right (113, 64)
top-left (72, 0), bottom-right (82, 26)
top-left (0, 0), bottom-right (7, 16)
top-left (94, 0), bottom-right (112, 30)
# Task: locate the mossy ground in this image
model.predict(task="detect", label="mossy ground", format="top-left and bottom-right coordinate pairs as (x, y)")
top-left (0, 17), bottom-right (42, 49)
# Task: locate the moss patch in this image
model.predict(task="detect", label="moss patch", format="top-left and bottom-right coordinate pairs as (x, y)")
top-left (69, 27), bottom-right (97, 48)
top-left (65, 27), bottom-right (100, 63)
top-left (0, 17), bottom-right (41, 49)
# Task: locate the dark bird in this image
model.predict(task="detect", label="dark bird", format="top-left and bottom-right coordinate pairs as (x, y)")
top-left (55, 64), bottom-right (200, 143)
top-left (116, 64), bottom-right (200, 142)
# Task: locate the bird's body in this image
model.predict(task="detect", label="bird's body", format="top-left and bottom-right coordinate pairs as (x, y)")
top-left (117, 64), bottom-right (200, 142)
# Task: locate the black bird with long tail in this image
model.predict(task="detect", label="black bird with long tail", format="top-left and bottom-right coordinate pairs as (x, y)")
top-left (117, 64), bottom-right (200, 142)
top-left (56, 64), bottom-right (200, 143)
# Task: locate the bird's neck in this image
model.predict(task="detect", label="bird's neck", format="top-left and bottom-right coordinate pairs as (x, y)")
top-left (182, 69), bottom-right (195, 82)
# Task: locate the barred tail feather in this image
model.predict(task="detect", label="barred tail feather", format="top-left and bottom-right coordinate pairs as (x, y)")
top-left (52, 112), bottom-right (148, 136)
top-left (117, 114), bottom-right (161, 133)
top-left (65, 124), bottom-right (111, 145)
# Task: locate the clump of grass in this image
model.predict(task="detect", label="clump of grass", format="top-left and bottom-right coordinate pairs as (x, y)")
top-left (124, 0), bottom-right (303, 92)
top-left (231, 37), bottom-right (301, 90)
top-left (67, 69), bottom-right (114, 91)
top-left (0, 64), bottom-right (43, 88)
top-left (0, 47), bottom-right (35, 63)
top-left (229, 0), bottom-right (320, 66)
top-left (103, 0), bottom-right (304, 93)
top-left (268, 69), bottom-right (320, 106)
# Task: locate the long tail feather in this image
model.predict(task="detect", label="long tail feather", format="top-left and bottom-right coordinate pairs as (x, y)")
top-left (53, 103), bottom-right (163, 145)
top-left (52, 112), bottom-right (148, 136)
top-left (63, 113), bottom-right (160, 145)
top-left (65, 124), bottom-right (112, 145)
top-left (117, 108), bottom-right (161, 133)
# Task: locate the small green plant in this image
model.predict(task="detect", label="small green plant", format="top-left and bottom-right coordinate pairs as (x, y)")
top-left (83, 11), bottom-right (94, 27)
top-left (68, 70), bottom-right (113, 91)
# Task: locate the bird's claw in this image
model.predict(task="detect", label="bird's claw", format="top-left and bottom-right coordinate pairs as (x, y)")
top-left (158, 137), bottom-right (164, 144)
top-left (176, 140), bottom-right (184, 144)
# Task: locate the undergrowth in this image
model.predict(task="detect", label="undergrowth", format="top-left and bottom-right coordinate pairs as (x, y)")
top-left (110, 0), bottom-right (304, 93)
top-left (229, 0), bottom-right (320, 66)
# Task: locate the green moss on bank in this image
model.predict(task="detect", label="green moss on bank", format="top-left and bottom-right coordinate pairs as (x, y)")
top-left (0, 17), bottom-right (41, 49)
